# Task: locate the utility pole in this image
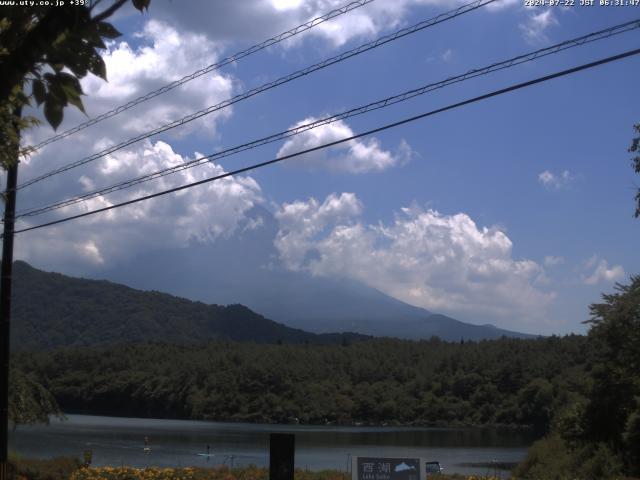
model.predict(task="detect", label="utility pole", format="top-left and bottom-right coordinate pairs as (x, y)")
top-left (0, 107), bottom-right (21, 480)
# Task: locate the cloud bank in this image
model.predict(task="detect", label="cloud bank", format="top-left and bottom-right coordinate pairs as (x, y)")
top-left (275, 193), bottom-right (555, 327)
top-left (16, 141), bottom-right (263, 270)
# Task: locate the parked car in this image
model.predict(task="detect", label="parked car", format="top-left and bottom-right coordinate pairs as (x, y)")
top-left (425, 461), bottom-right (443, 476)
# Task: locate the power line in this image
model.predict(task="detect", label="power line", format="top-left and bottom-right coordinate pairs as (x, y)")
top-left (8, 47), bottom-right (639, 237)
top-left (14, 18), bottom-right (640, 219)
top-left (27, 0), bottom-right (377, 152)
top-left (15, 0), bottom-right (496, 191)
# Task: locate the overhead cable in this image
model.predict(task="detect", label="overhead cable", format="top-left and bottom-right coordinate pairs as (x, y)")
top-left (8, 47), bottom-right (640, 236)
top-left (15, 18), bottom-right (640, 219)
top-left (28, 0), bottom-right (377, 152)
top-left (15, 0), bottom-right (496, 191)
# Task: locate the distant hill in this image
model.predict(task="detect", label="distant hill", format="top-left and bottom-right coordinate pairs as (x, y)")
top-left (8, 261), bottom-right (366, 351)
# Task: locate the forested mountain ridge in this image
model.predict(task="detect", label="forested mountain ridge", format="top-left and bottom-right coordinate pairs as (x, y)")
top-left (8, 261), bottom-right (366, 350)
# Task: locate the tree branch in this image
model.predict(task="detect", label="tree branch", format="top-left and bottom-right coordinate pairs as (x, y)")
top-left (93, 0), bottom-right (128, 23)
top-left (0, 10), bottom-right (75, 102)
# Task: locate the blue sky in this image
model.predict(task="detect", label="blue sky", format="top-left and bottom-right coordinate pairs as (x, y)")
top-left (10, 0), bottom-right (640, 335)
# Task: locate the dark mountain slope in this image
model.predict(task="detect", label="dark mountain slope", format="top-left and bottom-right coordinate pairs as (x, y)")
top-left (8, 261), bottom-right (365, 350)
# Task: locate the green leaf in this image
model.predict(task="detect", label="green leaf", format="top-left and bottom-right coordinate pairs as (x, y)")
top-left (61, 48), bottom-right (90, 78)
top-left (15, 90), bottom-right (29, 105)
top-left (88, 54), bottom-right (107, 81)
top-left (96, 21), bottom-right (121, 39)
top-left (44, 98), bottom-right (64, 130)
top-left (56, 73), bottom-right (86, 114)
top-left (52, 30), bottom-right (68, 48)
top-left (132, 0), bottom-right (150, 12)
top-left (32, 79), bottom-right (46, 106)
top-left (47, 82), bottom-right (67, 106)
top-left (84, 27), bottom-right (106, 50)
top-left (57, 72), bottom-right (84, 95)
top-left (48, 36), bottom-right (94, 78)
top-left (66, 94), bottom-right (86, 114)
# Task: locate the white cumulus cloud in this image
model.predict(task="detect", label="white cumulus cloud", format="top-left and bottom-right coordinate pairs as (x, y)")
top-left (12, 17), bottom-right (244, 274)
top-left (543, 255), bottom-right (564, 267)
top-left (519, 9), bottom-right (558, 44)
top-left (583, 255), bottom-right (625, 285)
top-left (15, 141), bottom-right (263, 272)
top-left (538, 169), bottom-right (573, 189)
top-left (148, 0), bottom-right (517, 49)
top-left (441, 48), bottom-right (454, 62)
top-left (275, 193), bottom-right (555, 327)
top-left (277, 117), bottom-right (413, 173)
top-left (275, 192), bottom-right (363, 269)
top-left (19, 17), bottom-right (236, 199)
top-left (80, 19), bottom-right (234, 137)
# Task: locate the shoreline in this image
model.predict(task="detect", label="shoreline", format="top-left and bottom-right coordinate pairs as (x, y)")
top-left (54, 410), bottom-right (536, 432)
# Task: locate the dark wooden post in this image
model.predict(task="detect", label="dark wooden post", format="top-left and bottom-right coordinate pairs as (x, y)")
top-left (269, 433), bottom-right (295, 480)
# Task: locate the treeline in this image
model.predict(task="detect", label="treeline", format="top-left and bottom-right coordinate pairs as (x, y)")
top-left (14, 335), bottom-right (591, 432)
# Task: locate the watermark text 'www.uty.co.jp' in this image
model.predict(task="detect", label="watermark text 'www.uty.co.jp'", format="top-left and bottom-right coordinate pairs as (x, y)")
top-left (0, 0), bottom-right (86, 7)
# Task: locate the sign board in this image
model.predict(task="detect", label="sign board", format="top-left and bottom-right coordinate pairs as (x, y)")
top-left (352, 457), bottom-right (423, 480)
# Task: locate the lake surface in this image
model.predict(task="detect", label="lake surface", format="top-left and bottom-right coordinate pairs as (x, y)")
top-left (9, 415), bottom-right (536, 476)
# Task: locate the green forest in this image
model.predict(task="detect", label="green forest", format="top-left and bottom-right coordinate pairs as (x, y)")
top-left (16, 335), bottom-right (589, 431)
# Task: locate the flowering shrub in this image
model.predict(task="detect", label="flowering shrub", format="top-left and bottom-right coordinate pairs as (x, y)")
top-left (71, 466), bottom-right (249, 480)
top-left (68, 466), bottom-right (503, 480)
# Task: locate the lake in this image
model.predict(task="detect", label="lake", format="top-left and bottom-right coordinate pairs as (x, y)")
top-left (9, 415), bottom-right (536, 476)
